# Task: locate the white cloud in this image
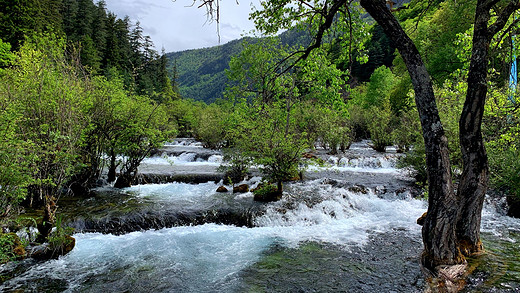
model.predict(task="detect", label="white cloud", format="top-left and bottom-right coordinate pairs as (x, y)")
top-left (103, 0), bottom-right (258, 53)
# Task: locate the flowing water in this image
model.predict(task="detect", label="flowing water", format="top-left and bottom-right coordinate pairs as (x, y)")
top-left (1, 140), bottom-right (520, 292)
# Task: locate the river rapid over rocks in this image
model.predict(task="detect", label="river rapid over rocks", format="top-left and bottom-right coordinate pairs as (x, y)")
top-left (1, 139), bottom-right (520, 292)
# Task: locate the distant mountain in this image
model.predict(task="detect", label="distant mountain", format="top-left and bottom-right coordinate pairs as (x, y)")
top-left (165, 29), bottom-right (311, 103)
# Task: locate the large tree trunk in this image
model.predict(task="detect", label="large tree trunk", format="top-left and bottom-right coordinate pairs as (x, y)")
top-left (456, 0), bottom-right (520, 255)
top-left (359, 0), bottom-right (463, 268)
top-left (455, 0), bottom-right (490, 256)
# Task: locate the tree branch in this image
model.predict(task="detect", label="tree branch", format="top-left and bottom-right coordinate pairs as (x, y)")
top-left (489, 0), bottom-right (520, 38)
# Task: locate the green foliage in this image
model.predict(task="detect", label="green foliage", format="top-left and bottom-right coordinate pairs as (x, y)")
top-left (192, 103), bottom-right (228, 149)
top-left (0, 74), bottom-right (33, 223)
top-left (489, 147), bottom-right (520, 198)
top-left (165, 29), bottom-right (312, 103)
top-left (436, 80), bottom-right (466, 171)
top-left (366, 104), bottom-right (393, 152)
top-left (0, 38), bottom-right (14, 70)
top-left (348, 66), bottom-right (399, 151)
top-left (484, 83), bottom-right (520, 198)
top-left (117, 96), bottom-right (176, 173)
top-left (397, 142), bottom-right (428, 185)
top-left (224, 39), bottom-right (345, 191)
top-left (363, 66), bottom-right (396, 109)
top-left (400, 1), bottom-right (475, 85)
top-left (0, 33), bottom-right (90, 230)
top-left (392, 108), bottom-right (422, 153)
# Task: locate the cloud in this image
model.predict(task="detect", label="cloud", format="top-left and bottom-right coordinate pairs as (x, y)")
top-left (103, 0), bottom-right (258, 53)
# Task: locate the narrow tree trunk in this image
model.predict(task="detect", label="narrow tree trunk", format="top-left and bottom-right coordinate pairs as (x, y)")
top-left (37, 193), bottom-right (57, 243)
top-left (360, 0), bottom-right (463, 268)
top-left (277, 180), bottom-right (283, 194)
top-left (107, 150), bottom-right (117, 183)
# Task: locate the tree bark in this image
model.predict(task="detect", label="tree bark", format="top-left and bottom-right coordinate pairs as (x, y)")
top-left (456, 0), bottom-right (520, 255)
top-left (455, 0), bottom-right (490, 256)
top-left (359, 0), bottom-right (463, 268)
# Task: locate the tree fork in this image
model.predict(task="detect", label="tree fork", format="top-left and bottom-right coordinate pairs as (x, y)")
top-left (359, 0), bottom-right (462, 268)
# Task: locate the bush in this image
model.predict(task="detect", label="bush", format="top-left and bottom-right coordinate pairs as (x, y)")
top-left (367, 104), bottom-right (393, 152)
top-left (218, 149), bottom-right (252, 185)
top-left (397, 143), bottom-right (428, 186)
top-left (193, 103), bottom-right (227, 149)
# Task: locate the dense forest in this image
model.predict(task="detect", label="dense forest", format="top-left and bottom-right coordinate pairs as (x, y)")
top-left (0, 0), bottom-right (520, 289)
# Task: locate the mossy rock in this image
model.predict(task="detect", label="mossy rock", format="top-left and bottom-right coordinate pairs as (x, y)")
top-left (0, 233), bottom-right (26, 264)
top-left (253, 183), bottom-right (282, 202)
top-left (30, 235), bottom-right (76, 260)
top-left (417, 212), bottom-right (427, 226)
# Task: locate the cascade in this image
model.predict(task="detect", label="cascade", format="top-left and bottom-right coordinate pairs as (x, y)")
top-left (2, 140), bottom-right (519, 292)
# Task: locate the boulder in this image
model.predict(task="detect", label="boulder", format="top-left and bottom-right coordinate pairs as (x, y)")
top-left (348, 185), bottom-right (369, 194)
top-left (216, 186), bottom-right (228, 193)
top-left (233, 184), bottom-right (249, 193)
top-left (254, 190), bottom-right (282, 202)
top-left (114, 175), bottom-right (132, 188)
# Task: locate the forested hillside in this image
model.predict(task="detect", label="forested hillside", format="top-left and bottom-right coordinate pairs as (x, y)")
top-left (0, 0), bottom-right (175, 102)
top-left (165, 28), bottom-right (314, 103)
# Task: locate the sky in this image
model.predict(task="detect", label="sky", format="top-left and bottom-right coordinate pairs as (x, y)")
top-left (103, 0), bottom-right (260, 53)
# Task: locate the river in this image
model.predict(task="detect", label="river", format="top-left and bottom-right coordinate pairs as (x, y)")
top-left (1, 140), bottom-right (519, 292)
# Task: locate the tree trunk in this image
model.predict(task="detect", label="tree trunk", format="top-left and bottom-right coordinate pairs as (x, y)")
top-left (277, 180), bottom-right (283, 194)
top-left (456, 0), bottom-right (520, 255)
top-left (36, 193), bottom-right (57, 243)
top-left (359, 0), bottom-right (463, 268)
top-left (107, 150), bottom-right (117, 183)
top-left (455, 1), bottom-right (490, 256)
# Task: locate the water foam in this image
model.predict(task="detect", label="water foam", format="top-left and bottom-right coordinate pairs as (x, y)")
top-left (142, 153), bottom-right (223, 166)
